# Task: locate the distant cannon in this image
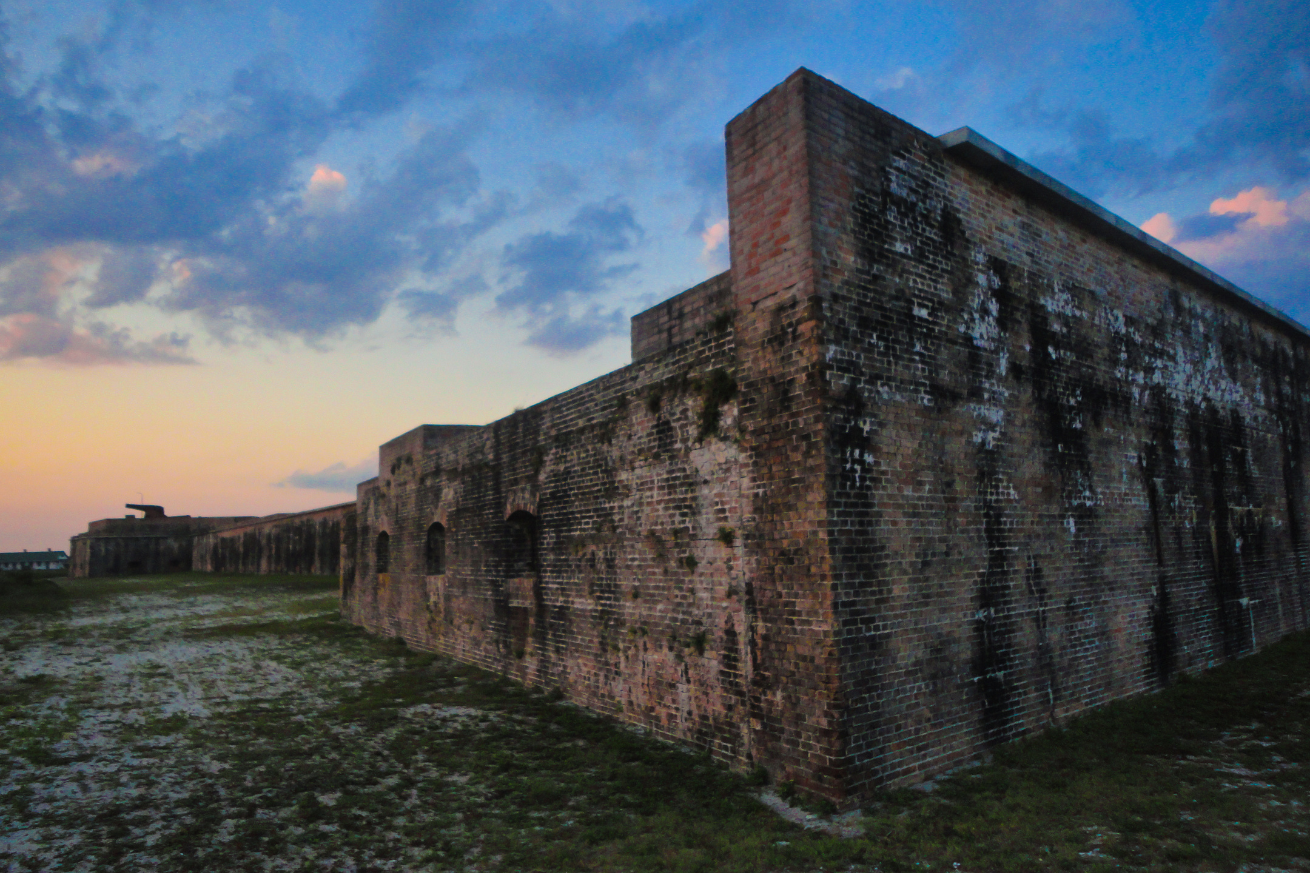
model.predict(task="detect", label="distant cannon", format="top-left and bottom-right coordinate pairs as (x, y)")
top-left (125, 504), bottom-right (166, 519)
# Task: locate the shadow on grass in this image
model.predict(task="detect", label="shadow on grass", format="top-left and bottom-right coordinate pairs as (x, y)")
top-left (275, 615), bottom-right (1310, 872)
top-left (0, 571), bottom-right (70, 616)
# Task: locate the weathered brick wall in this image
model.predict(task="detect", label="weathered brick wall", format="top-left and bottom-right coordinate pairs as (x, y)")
top-left (69, 516), bottom-right (254, 577)
top-left (777, 70), bottom-right (1310, 795)
top-left (631, 271), bottom-right (733, 362)
top-left (342, 68), bottom-right (1310, 806)
top-left (69, 532), bottom-right (196, 577)
top-left (192, 503), bottom-right (353, 575)
top-left (723, 74), bottom-right (848, 799)
top-left (341, 323), bottom-right (754, 761)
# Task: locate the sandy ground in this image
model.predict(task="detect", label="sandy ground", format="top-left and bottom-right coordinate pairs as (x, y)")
top-left (0, 580), bottom-right (415, 871)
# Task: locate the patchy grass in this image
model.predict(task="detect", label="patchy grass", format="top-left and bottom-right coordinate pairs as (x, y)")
top-left (0, 573), bottom-right (69, 617)
top-left (2, 573), bottom-right (1310, 871)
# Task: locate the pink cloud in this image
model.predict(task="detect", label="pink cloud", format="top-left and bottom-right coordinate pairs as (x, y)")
top-left (308, 164), bottom-right (347, 193)
top-left (1145, 185), bottom-right (1310, 308)
top-left (1210, 186), bottom-right (1289, 228)
top-left (1140, 187), bottom-right (1310, 274)
top-left (1140, 212), bottom-right (1178, 243)
top-left (699, 218), bottom-right (729, 270)
top-left (0, 313), bottom-right (195, 365)
top-left (70, 151), bottom-right (138, 179)
top-left (304, 164), bottom-right (348, 213)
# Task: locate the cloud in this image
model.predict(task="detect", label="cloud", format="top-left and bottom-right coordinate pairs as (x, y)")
top-left (682, 139), bottom-right (725, 200)
top-left (1173, 0), bottom-right (1310, 181)
top-left (303, 163), bottom-right (347, 213)
top-left (1015, 101), bottom-right (1163, 198)
top-left (163, 125), bottom-right (486, 340)
top-left (0, 60), bottom-right (333, 261)
top-left (71, 151), bottom-right (138, 179)
top-left (307, 164), bottom-right (346, 193)
top-left (1173, 211), bottom-right (1247, 243)
top-left (1012, 0), bottom-right (1308, 195)
top-left (1140, 213), bottom-right (1178, 244)
top-left (0, 247), bottom-right (192, 362)
top-left (0, 1), bottom-right (823, 366)
top-left (0, 313), bottom-right (194, 364)
top-left (0, 21), bottom-right (507, 360)
top-left (87, 246), bottom-right (160, 307)
top-left (470, 9), bottom-right (708, 125)
top-left (874, 66), bottom-right (918, 91)
top-left (277, 456), bottom-right (378, 492)
top-left (1210, 186), bottom-right (1291, 227)
top-left (398, 275), bottom-right (487, 332)
top-left (1141, 187), bottom-right (1310, 316)
top-left (532, 163), bottom-right (583, 201)
top-left (334, 1), bottom-right (813, 131)
top-left (335, 0), bottom-right (477, 121)
top-left (0, 251), bottom-right (77, 319)
top-left (942, 0), bottom-right (1134, 72)
top-left (681, 139), bottom-right (727, 268)
top-left (497, 198), bottom-right (640, 352)
top-left (699, 218), bottom-right (729, 272)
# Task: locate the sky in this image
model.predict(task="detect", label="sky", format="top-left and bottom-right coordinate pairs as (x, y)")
top-left (1, 0), bottom-right (1307, 552)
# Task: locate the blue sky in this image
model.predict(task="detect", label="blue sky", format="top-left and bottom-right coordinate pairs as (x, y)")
top-left (1, 0), bottom-right (1307, 550)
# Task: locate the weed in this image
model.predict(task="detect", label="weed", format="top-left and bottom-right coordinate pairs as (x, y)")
top-left (812, 798), bottom-right (838, 816)
top-left (689, 631), bottom-right (709, 656)
top-left (716, 526), bottom-right (736, 546)
top-left (645, 387), bottom-right (663, 415)
top-left (683, 554), bottom-right (699, 572)
top-left (709, 310), bottom-right (733, 333)
top-left (696, 368), bottom-right (738, 439)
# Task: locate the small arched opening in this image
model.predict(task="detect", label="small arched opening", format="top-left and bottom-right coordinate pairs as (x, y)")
top-left (426, 523), bottom-right (446, 575)
top-left (376, 531), bottom-right (390, 574)
top-left (505, 511), bottom-right (539, 577)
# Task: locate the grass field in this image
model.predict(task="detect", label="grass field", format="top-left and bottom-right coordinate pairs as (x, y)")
top-left (2, 573), bottom-right (1308, 872)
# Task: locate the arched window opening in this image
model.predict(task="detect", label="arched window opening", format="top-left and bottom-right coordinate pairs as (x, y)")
top-left (426, 523), bottom-right (446, 575)
top-left (376, 531), bottom-right (390, 574)
top-left (506, 511), bottom-right (539, 577)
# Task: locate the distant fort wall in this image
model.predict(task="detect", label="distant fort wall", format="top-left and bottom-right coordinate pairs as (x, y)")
top-left (70, 503), bottom-right (350, 578)
top-left (192, 502), bottom-right (353, 576)
top-left (69, 513), bottom-right (256, 577)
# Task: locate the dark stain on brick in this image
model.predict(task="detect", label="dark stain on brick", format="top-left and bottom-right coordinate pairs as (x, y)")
top-left (1025, 556), bottom-right (1058, 721)
top-left (1188, 402), bottom-right (1247, 659)
top-left (1140, 437), bottom-right (1177, 685)
top-left (973, 461), bottom-right (1018, 746)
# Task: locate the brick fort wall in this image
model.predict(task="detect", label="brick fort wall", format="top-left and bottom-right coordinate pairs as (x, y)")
top-left (341, 69), bottom-right (1310, 804)
top-left (193, 502), bottom-right (352, 576)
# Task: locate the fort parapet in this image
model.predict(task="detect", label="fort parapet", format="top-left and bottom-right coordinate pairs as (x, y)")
top-left (193, 502), bottom-right (354, 576)
top-left (69, 503), bottom-right (352, 578)
top-left (70, 511), bottom-right (256, 577)
top-left (339, 69), bottom-right (1310, 804)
